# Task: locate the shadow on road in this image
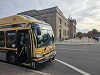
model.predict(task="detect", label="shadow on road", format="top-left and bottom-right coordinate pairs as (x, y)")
top-left (0, 59), bottom-right (52, 71)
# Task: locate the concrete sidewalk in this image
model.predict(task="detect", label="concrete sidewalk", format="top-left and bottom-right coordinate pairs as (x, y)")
top-left (0, 61), bottom-right (50, 75)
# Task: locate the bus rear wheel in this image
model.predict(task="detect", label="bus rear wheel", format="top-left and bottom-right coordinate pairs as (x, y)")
top-left (6, 52), bottom-right (19, 65)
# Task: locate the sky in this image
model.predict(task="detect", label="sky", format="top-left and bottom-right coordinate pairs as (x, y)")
top-left (0, 0), bottom-right (100, 33)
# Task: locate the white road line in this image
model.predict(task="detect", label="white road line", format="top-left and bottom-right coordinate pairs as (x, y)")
top-left (55, 59), bottom-right (91, 75)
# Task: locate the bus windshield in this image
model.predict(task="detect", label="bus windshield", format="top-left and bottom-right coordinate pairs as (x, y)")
top-left (32, 23), bottom-right (54, 48)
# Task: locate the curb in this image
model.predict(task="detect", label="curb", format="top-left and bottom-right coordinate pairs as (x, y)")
top-left (19, 65), bottom-right (51, 75)
top-left (55, 43), bottom-right (99, 45)
top-left (0, 61), bottom-right (50, 75)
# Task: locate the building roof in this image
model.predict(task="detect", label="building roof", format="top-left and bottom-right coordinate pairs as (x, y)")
top-left (17, 6), bottom-right (68, 22)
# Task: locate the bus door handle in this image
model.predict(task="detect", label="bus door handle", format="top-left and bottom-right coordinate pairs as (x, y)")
top-left (19, 44), bottom-right (26, 57)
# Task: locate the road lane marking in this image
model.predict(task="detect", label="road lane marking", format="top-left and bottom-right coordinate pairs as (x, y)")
top-left (55, 59), bottom-right (91, 75)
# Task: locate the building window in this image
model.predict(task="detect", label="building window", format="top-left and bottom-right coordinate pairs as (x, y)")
top-left (63, 30), bottom-right (67, 36)
top-left (59, 18), bottom-right (62, 24)
top-left (63, 30), bottom-right (65, 36)
top-left (66, 30), bottom-right (67, 36)
top-left (43, 17), bottom-right (48, 22)
top-left (65, 22), bottom-right (66, 26)
top-left (6, 30), bottom-right (16, 48)
top-left (59, 29), bottom-right (61, 40)
top-left (65, 30), bottom-right (66, 36)
top-left (0, 31), bottom-right (4, 47)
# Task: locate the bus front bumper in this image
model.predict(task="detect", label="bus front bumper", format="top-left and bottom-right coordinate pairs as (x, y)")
top-left (35, 51), bottom-right (56, 64)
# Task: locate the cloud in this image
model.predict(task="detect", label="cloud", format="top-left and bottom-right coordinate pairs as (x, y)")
top-left (0, 0), bottom-right (100, 32)
top-left (0, 0), bottom-right (40, 17)
top-left (72, 0), bottom-right (100, 32)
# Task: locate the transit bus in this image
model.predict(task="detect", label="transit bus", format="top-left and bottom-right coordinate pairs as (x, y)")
top-left (0, 15), bottom-right (56, 68)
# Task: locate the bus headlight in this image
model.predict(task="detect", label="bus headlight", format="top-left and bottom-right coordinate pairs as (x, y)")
top-left (53, 46), bottom-right (55, 49)
top-left (36, 53), bottom-right (42, 58)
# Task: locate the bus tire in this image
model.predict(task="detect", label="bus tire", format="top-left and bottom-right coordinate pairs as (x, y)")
top-left (6, 51), bottom-right (19, 65)
top-left (31, 62), bottom-right (39, 69)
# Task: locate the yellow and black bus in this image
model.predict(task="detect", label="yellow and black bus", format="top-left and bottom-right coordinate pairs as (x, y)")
top-left (0, 15), bottom-right (56, 68)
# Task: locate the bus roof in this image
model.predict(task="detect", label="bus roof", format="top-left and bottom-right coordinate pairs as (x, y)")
top-left (0, 15), bottom-right (48, 25)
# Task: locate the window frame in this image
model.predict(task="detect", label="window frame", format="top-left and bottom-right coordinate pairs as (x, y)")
top-left (6, 30), bottom-right (17, 48)
top-left (0, 31), bottom-right (5, 47)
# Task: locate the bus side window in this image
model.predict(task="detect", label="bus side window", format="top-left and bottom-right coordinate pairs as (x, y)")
top-left (0, 31), bottom-right (4, 47)
top-left (6, 31), bottom-right (16, 48)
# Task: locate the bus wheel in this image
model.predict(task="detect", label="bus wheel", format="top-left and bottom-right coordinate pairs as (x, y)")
top-left (31, 62), bottom-right (39, 69)
top-left (6, 52), bottom-right (19, 65)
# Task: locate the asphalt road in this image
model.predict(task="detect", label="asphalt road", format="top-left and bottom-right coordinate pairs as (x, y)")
top-left (37, 44), bottom-right (100, 75)
top-left (0, 61), bottom-right (43, 75)
top-left (0, 44), bottom-right (100, 75)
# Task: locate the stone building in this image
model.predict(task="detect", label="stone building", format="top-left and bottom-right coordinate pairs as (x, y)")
top-left (18, 6), bottom-right (69, 41)
top-left (68, 16), bottom-right (77, 38)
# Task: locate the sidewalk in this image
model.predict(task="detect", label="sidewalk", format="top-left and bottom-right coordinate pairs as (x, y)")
top-left (55, 37), bottom-right (100, 45)
top-left (0, 61), bottom-right (50, 75)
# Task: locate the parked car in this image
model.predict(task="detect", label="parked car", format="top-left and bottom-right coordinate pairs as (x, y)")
top-left (92, 36), bottom-right (99, 42)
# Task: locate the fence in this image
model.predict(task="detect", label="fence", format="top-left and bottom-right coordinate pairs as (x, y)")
top-left (66, 37), bottom-right (100, 43)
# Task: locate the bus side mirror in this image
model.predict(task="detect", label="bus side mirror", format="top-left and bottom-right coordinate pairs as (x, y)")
top-left (37, 27), bottom-right (41, 35)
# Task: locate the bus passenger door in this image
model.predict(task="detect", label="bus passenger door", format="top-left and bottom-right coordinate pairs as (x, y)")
top-left (17, 30), bottom-right (31, 63)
